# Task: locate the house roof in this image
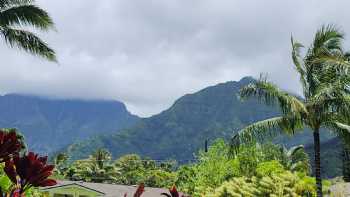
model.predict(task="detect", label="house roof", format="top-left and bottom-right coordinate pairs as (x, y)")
top-left (41, 181), bottom-right (169, 197)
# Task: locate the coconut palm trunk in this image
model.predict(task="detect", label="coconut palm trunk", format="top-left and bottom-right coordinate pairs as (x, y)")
top-left (342, 143), bottom-right (350, 182)
top-left (313, 128), bottom-right (322, 196)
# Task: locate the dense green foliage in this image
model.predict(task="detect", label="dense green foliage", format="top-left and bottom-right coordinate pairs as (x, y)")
top-left (66, 149), bottom-right (120, 183)
top-left (50, 138), bottom-right (342, 196)
top-left (114, 154), bottom-right (176, 188)
top-left (55, 149), bottom-right (177, 188)
top-left (53, 139), bottom-right (319, 196)
top-left (207, 167), bottom-right (330, 197)
top-left (175, 139), bottom-right (316, 196)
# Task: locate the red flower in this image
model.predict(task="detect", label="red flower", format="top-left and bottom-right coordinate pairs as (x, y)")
top-left (0, 129), bottom-right (24, 162)
top-left (4, 152), bottom-right (57, 193)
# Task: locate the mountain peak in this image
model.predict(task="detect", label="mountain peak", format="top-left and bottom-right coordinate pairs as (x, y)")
top-left (238, 76), bottom-right (255, 84)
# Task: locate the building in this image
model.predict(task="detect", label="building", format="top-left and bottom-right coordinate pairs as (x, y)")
top-left (40, 181), bottom-right (169, 197)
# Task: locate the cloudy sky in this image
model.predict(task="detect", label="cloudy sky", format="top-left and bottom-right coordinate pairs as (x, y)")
top-left (1, 0), bottom-right (350, 117)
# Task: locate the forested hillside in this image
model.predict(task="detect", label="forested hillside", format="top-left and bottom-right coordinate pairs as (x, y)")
top-left (0, 94), bottom-right (139, 153)
top-left (65, 77), bottom-right (335, 170)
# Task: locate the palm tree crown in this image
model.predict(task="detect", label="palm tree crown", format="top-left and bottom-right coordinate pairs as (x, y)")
top-left (232, 25), bottom-right (350, 197)
top-left (0, 0), bottom-right (56, 61)
top-left (69, 149), bottom-right (120, 183)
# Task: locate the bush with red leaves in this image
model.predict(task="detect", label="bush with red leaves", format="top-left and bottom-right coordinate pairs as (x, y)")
top-left (0, 129), bottom-right (25, 162)
top-left (125, 184), bottom-right (190, 197)
top-left (124, 183), bottom-right (145, 197)
top-left (4, 152), bottom-right (57, 194)
top-left (161, 186), bottom-right (190, 197)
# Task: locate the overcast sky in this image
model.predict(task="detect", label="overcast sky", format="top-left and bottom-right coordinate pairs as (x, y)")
top-left (1, 0), bottom-right (350, 117)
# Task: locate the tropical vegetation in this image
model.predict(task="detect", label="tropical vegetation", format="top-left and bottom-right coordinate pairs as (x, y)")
top-left (51, 139), bottom-right (330, 196)
top-left (0, 1), bottom-right (347, 195)
top-left (55, 149), bottom-right (177, 188)
top-left (232, 25), bottom-right (350, 196)
top-left (175, 139), bottom-right (324, 196)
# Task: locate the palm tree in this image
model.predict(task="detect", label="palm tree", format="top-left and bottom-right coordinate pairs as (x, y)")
top-left (92, 148), bottom-right (112, 170)
top-left (280, 145), bottom-right (310, 174)
top-left (232, 25), bottom-right (350, 197)
top-left (70, 149), bottom-right (120, 183)
top-left (53, 152), bottom-right (68, 176)
top-left (0, 0), bottom-right (56, 61)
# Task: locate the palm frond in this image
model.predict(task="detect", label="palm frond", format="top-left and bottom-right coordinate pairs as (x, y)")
top-left (240, 78), bottom-right (307, 116)
top-left (303, 24), bottom-right (345, 97)
top-left (0, 0), bottom-right (33, 9)
top-left (0, 4), bottom-right (54, 30)
top-left (335, 122), bottom-right (350, 131)
top-left (310, 81), bottom-right (350, 119)
top-left (324, 121), bottom-right (350, 147)
top-left (286, 145), bottom-right (304, 158)
top-left (312, 24), bottom-right (344, 53)
top-left (313, 54), bottom-right (350, 76)
top-left (291, 36), bottom-right (308, 94)
top-left (231, 116), bottom-right (304, 149)
top-left (0, 27), bottom-right (56, 61)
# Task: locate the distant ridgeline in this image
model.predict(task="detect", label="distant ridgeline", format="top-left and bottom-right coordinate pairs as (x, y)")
top-left (0, 94), bottom-right (140, 153)
top-left (64, 77), bottom-right (339, 178)
top-left (2, 78), bottom-right (339, 178)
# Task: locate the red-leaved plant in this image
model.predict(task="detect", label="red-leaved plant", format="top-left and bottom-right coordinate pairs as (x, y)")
top-left (133, 183), bottom-right (145, 197)
top-left (0, 129), bottom-right (24, 162)
top-left (161, 186), bottom-right (190, 197)
top-left (4, 152), bottom-right (57, 194)
top-left (125, 184), bottom-right (190, 197)
top-left (124, 183), bottom-right (145, 197)
top-left (0, 129), bottom-right (47, 197)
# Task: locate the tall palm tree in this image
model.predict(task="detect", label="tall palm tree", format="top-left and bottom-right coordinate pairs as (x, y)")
top-left (70, 149), bottom-right (120, 183)
top-left (231, 25), bottom-right (350, 197)
top-left (53, 152), bottom-right (68, 176)
top-left (0, 0), bottom-right (56, 61)
top-left (92, 148), bottom-right (112, 170)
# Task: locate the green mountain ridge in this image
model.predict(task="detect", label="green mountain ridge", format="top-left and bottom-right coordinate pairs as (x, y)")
top-left (0, 94), bottom-right (140, 153)
top-left (65, 77), bottom-right (337, 173)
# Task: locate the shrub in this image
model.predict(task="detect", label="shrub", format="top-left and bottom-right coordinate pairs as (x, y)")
top-left (177, 139), bottom-right (241, 196)
top-left (207, 164), bottom-right (330, 197)
top-left (0, 129), bottom-right (56, 196)
top-left (207, 177), bottom-right (258, 197)
top-left (256, 160), bottom-right (285, 177)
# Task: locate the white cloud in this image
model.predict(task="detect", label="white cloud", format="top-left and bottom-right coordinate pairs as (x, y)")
top-left (1, 0), bottom-right (350, 116)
